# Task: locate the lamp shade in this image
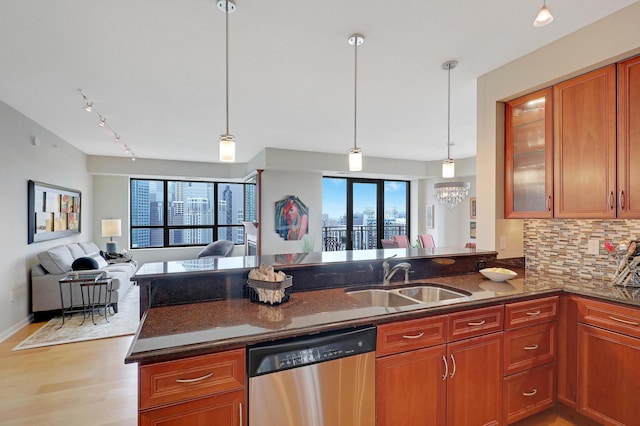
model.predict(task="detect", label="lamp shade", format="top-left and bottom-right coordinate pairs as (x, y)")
top-left (533, 5), bottom-right (553, 27)
top-left (101, 219), bottom-right (122, 238)
top-left (219, 134), bottom-right (236, 162)
top-left (442, 159), bottom-right (455, 178)
top-left (349, 148), bottom-right (362, 172)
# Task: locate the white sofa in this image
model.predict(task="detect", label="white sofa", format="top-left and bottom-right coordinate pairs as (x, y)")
top-left (30, 242), bottom-right (138, 321)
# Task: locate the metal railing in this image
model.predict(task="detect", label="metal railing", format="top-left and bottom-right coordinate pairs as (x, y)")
top-left (322, 225), bottom-right (407, 251)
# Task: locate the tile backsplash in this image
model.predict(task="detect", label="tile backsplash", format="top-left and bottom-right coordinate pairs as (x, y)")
top-left (524, 219), bottom-right (640, 279)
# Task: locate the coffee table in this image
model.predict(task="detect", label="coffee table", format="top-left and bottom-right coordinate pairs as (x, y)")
top-left (58, 272), bottom-right (105, 328)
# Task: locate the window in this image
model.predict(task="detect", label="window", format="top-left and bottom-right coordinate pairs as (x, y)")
top-left (322, 177), bottom-right (409, 251)
top-left (130, 179), bottom-right (256, 249)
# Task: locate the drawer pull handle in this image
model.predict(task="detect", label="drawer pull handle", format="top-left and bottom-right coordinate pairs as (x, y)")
top-left (523, 389), bottom-right (538, 397)
top-left (449, 354), bottom-right (457, 379)
top-left (608, 315), bottom-right (639, 326)
top-left (525, 310), bottom-right (541, 316)
top-left (402, 332), bottom-right (425, 339)
top-left (175, 372), bottom-right (214, 383)
top-left (524, 344), bottom-right (539, 350)
top-left (467, 320), bottom-right (486, 326)
top-left (239, 402), bottom-right (243, 426)
top-left (442, 355), bottom-right (448, 380)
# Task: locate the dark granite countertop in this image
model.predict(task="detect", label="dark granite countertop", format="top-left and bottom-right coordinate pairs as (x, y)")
top-left (125, 268), bottom-right (640, 365)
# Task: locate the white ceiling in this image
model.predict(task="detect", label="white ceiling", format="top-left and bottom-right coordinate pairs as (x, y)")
top-left (0, 0), bottom-right (637, 164)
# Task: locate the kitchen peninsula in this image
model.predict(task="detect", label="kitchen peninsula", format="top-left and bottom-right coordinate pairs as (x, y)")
top-left (126, 249), bottom-right (640, 425)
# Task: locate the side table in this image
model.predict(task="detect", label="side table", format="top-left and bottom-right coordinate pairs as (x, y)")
top-left (80, 278), bottom-right (113, 325)
top-left (58, 271), bottom-right (105, 328)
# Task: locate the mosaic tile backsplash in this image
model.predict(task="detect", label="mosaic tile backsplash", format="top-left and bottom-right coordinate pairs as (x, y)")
top-left (524, 219), bottom-right (640, 279)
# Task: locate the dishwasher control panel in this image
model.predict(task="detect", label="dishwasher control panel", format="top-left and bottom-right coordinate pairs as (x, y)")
top-left (247, 325), bottom-right (376, 376)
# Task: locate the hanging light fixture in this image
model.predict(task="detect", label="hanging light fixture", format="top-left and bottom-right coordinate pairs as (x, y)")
top-left (218, 0), bottom-right (236, 162)
top-left (433, 60), bottom-right (469, 210)
top-left (348, 34), bottom-right (364, 172)
top-left (533, 0), bottom-right (554, 27)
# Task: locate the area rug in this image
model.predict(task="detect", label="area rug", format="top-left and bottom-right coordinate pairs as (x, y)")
top-left (12, 285), bottom-right (139, 351)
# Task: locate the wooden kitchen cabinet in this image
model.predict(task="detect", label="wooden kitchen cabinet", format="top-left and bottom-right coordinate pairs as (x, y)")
top-left (553, 65), bottom-right (617, 218)
top-left (617, 54), bottom-right (640, 218)
top-left (376, 307), bottom-right (503, 426)
top-left (577, 298), bottom-right (640, 426)
top-left (557, 294), bottom-right (579, 408)
top-left (505, 88), bottom-right (553, 218)
top-left (138, 348), bottom-right (245, 426)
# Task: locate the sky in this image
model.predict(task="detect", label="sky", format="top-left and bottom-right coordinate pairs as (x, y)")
top-left (322, 178), bottom-right (407, 219)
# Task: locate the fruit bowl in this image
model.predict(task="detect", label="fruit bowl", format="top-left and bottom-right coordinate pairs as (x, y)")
top-left (479, 267), bottom-right (518, 282)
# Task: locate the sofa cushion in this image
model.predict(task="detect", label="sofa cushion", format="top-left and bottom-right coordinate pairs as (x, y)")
top-left (67, 243), bottom-right (85, 259)
top-left (71, 256), bottom-right (99, 271)
top-left (37, 245), bottom-right (74, 274)
top-left (91, 254), bottom-right (109, 269)
top-left (79, 241), bottom-right (101, 257)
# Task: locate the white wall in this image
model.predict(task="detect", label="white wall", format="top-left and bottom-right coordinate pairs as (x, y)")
top-left (477, 2), bottom-right (640, 258)
top-left (0, 101), bottom-right (93, 340)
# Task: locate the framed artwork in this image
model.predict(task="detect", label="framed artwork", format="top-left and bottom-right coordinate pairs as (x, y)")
top-left (426, 204), bottom-right (434, 229)
top-left (275, 195), bottom-right (309, 241)
top-left (28, 180), bottom-right (81, 244)
top-left (470, 197), bottom-right (477, 219)
top-left (470, 221), bottom-right (477, 239)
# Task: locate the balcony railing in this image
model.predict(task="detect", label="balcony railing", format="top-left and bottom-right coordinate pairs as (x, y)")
top-left (322, 225), bottom-right (407, 251)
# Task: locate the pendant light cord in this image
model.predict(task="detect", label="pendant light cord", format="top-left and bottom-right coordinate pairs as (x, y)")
top-left (353, 39), bottom-right (358, 151)
top-left (446, 63), bottom-right (451, 161)
top-left (225, 0), bottom-right (230, 135)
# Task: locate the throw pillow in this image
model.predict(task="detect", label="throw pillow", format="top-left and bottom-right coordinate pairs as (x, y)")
top-left (71, 256), bottom-right (99, 271)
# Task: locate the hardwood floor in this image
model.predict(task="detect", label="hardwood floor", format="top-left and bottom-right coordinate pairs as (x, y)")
top-left (1, 322), bottom-right (598, 426)
top-left (0, 322), bottom-right (137, 425)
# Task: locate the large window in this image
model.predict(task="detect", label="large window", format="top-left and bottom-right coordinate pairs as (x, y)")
top-left (130, 179), bottom-right (256, 249)
top-left (322, 177), bottom-right (409, 250)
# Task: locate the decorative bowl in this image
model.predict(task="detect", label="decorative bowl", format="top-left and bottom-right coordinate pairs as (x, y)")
top-left (479, 267), bottom-right (518, 282)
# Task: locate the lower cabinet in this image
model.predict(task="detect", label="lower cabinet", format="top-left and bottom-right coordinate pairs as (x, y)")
top-left (577, 298), bottom-right (640, 426)
top-left (503, 364), bottom-right (555, 425)
top-left (376, 306), bottom-right (503, 426)
top-left (138, 348), bottom-right (245, 426)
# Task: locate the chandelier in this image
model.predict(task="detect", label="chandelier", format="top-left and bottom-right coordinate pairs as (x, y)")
top-left (434, 181), bottom-right (470, 210)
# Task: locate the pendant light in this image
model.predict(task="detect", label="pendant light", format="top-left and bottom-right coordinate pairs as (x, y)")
top-left (218, 0), bottom-right (236, 162)
top-left (442, 60), bottom-right (457, 178)
top-left (533, 0), bottom-right (554, 27)
top-left (348, 34), bottom-right (364, 172)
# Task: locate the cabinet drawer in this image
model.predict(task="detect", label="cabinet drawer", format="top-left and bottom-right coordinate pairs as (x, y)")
top-left (377, 315), bottom-right (447, 357)
top-left (503, 363), bottom-right (555, 425)
top-left (139, 349), bottom-right (245, 410)
top-left (504, 322), bottom-right (556, 376)
top-left (505, 296), bottom-right (558, 330)
top-left (578, 297), bottom-right (640, 339)
top-left (447, 305), bottom-right (504, 341)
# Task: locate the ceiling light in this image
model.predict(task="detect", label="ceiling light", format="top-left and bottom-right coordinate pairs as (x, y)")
top-left (348, 34), bottom-right (364, 172)
top-left (84, 102), bottom-right (93, 112)
top-left (114, 134), bottom-right (120, 143)
top-left (218, 0), bottom-right (236, 162)
top-left (434, 181), bottom-right (470, 210)
top-left (442, 60), bottom-right (457, 178)
top-left (533, 0), bottom-right (554, 27)
top-left (99, 116), bottom-right (106, 127)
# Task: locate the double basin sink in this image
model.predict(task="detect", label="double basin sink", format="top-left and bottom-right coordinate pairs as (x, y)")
top-left (347, 283), bottom-right (471, 308)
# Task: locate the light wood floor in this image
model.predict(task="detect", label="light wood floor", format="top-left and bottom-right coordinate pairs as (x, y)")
top-left (1, 322), bottom-right (599, 426)
top-left (0, 322), bottom-right (137, 425)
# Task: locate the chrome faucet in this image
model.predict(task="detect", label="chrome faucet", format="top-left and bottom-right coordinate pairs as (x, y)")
top-left (382, 255), bottom-right (412, 285)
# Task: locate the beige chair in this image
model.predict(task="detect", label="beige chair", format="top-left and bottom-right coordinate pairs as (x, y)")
top-left (393, 235), bottom-right (410, 248)
top-left (418, 234), bottom-right (435, 248)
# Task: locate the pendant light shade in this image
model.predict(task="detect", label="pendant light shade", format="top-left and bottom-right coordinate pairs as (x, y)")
top-left (347, 34), bottom-right (364, 172)
top-left (533, 1), bottom-right (554, 27)
top-left (218, 0), bottom-right (236, 162)
top-left (442, 159), bottom-right (455, 178)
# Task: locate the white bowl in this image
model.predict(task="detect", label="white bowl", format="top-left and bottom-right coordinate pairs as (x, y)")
top-left (479, 267), bottom-right (518, 282)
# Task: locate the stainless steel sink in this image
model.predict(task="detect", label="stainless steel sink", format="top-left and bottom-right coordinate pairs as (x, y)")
top-left (396, 286), bottom-right (468, 302)
top-left (346, 289), bottom-right (419, 307)
top-left (346, 284), bottom-right (469, 307)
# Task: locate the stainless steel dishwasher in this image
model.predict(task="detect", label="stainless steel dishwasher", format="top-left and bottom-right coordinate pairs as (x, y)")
top-left (247, 325), bottom-right (376, 426)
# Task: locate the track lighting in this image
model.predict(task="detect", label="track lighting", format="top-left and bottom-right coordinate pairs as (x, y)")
top-left (79, 89), bottom-right (136, 161)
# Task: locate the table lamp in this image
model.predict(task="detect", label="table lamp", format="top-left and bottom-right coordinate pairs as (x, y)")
top-left (101, 219), bottom-right (122, 253)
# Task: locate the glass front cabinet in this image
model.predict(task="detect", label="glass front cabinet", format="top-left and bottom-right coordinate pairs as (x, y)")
top-left (504, 88), bottom-right (553, 218)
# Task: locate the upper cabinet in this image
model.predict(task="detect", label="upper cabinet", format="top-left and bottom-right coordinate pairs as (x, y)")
top-left (617, 55), bottom-right (640, 218)
top-left (553, 65), bottom-right (617, 218)
top-left (505, 56), bottom-right (640, 219)
top-left (505, 88), bottom-right (553, 218)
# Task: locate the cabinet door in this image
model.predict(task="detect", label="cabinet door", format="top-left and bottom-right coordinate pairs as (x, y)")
top-left (553, 65), bottom-right (616, 218)
top-left (505, 87), bottom-right (554, 218)
top-left (446, 332), bottom-right (503, 426)
top-left (376, 345), bottom-right (447, 426)
top-left (139, 390), bottom-right (244, 426)
top-left (617, 54), bottom-right (640, 218)
top-left (557, 295), bottom-right (579, 408)
top-left (578, 324), bottom-right (640, 426)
